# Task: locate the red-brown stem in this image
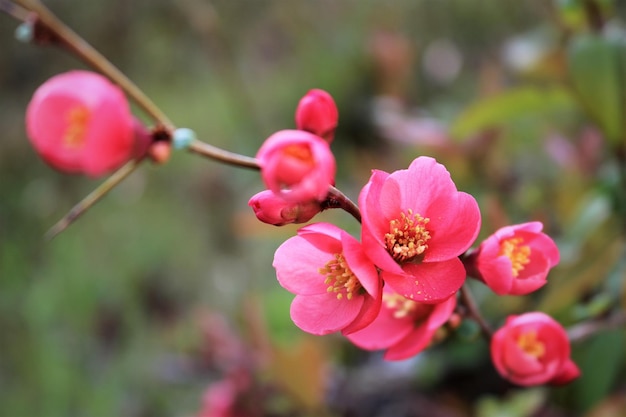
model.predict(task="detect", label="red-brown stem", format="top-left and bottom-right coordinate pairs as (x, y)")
top-left (326, 185), bottom-right (361, 223)
top-left (460, 284), bottom-right (493, 340)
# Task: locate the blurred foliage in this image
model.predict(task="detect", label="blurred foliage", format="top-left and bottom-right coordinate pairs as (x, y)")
top-left (1, 0), bottom-right (626, 416)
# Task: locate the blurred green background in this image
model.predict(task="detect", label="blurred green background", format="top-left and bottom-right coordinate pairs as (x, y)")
top-left (1, 1), bottom-right (626, 416)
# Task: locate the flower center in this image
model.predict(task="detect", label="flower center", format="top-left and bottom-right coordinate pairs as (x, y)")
top-left (282, 144), bottom-right (314, 166)
top-left (516, 330), bottom-right (545, 359)
top-left (383, 293), bottom-right (419, 318)
top-left (319, 253), bottom-right (361, 300)
top-left (383, 293), bottom-right (434, 322)
top-left (63, 105), bottom-right (91, 148)
top-left (385, 209), bottom-right (431, 263)
top-left (499, 237), bottom-right (531, 277)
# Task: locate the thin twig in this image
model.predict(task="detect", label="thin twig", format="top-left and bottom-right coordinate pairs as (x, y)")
top-left (13, 0), bottom-right (172, 127)
top-left (187, 139), bottom-right (260, 170)
top-left (44, 159), bottom-right (142, 240)
top-left (0, 0), bottom-right (29, 20)
top-left (568, 311), bottom-right (626, 343)
top-left (459, 284), bottom-right (493, 339)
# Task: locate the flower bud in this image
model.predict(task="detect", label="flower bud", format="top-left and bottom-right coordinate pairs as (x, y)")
top-left (491, 312), bottom-right (580, 386)
top-left (295, 89), bottom-right (339, 143)
top-left (248, 190), bottom-right (321, 226)
top-left (256, 129), bottom-right (335, 203)
top-left (464, 222), bottom-right (559, 295)
top-left (26, 70), bottom-right (136, 177)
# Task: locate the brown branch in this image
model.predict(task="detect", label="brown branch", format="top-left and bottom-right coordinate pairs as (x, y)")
top-left (568, 310), bottom-right (626, 343)
top-left (459, 284), bottom-right (493, 340)
top-left (44, 159), bottom-right (143, 240)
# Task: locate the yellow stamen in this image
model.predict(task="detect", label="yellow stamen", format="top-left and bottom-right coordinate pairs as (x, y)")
top-left (517, 330), bottom-right (545, 358)
top-left (319, 253), bottom-right (361, 300)
top-left (385, 209), bottom-right (431, 263)
top-left (383, 293), bottom-right (418, 318)
top-left (499, 237), bottom-right (531, 276)
top-left (63, 105), bottom-right (91, 148)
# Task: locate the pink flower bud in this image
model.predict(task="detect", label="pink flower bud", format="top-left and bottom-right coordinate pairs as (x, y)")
top-left (465, 222), bottom-right (559, 295)
top-left (295, 89), bottom-right (339, 143)
top-left (26, 70), bottom-right (136, 177)
top-left (256, 129), bottom-right (336, 203)
top-left (248, 190), bottom-right (321, 226)
top-left (491, 312), bottom-right (580, 386)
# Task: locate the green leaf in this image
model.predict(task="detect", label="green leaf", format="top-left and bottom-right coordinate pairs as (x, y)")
top-left (451, 86), bottom-right (577, 140)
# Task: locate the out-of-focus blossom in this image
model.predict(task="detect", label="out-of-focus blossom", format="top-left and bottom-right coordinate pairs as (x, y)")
top-left (273, 222), bottom-right (382, 335)
top-left (248, 190), bottom-right (321, 226)
top-left (464, 222), bottom-right (559, 295)
top-left (26, 70), bottom-right (136, 177)
top-left (359, 156), bottom-right (481, 303)
top-left (198, 372), bottom-right (251, 417)
top-left (295, 89), bottom-right (339, 143)
top-left (491, 312), bottom-right (580, 386)
top-left (256, 130), bottom-right (335, 203)
top-left (346, 288), bottom-right (456, 360)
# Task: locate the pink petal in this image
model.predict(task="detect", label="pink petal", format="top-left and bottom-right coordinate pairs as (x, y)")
top-left (384, 258), bottom-right (466, 303)
top-left (342, 292), bottom-right (382, 335)
top-left (550, 359), bottom-right (581, 385)
top-left (297, 222), bottom-right (343, 253)
top-left (346, 303), bottom-right (414, 350)
top-left (341, 230), bottom-right (381, 298)
top-left (273, 235), bottom-right (332, 295)
top-left (290, 293), bottom-right (363, 335)
top-left (422, 192), bottom-right (481, 261)
top-left (384, 296), bottom-right (456, 360)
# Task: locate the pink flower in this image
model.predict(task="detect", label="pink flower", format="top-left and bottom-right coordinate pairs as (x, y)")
top-left (295, 89), bottom-right (339, 143)
top-left (26, 70), bottom-right (136, 177)
top-left (359, 156), bottom-right (481, 303)
top-left (491, 312), bottom-right (580, 386)
top-left (248, 190), bottom-right (321, 226)
top-left (273, 222), bottom-right (382, 335)
top-left (346, 288), bottom-right (456, 360)
top-left (256, 130), bottom-right (336, 203)
top-left (465, 222), bottom-right (560, 295)
top-left (198, 373), bottom-right (250, 417)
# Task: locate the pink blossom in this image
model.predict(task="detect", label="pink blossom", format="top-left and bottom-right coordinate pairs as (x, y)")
top-left (248, 190), bottom-right (321, 226)
top-left (346, 288), bottom-right (456, 360)
top-left (465, 222), bottom-right (559, 295)
top-left (359, 156), bottom-right (481, 303)
top-left (256, 130), bottom-right (336, 203)
top-left (295, 89), bottom-right (339, 143)
top-left (273, 222), bottom-right (382, 335)
top-left (491, 312), bottom-right (580, 386)
top-left (26, 70), bottom-right (136, 177)
top-left (198, 373), bottom-right (250, 417)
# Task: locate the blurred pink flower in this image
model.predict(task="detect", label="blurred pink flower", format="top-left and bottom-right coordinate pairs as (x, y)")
top-left (359, 156), bottom-right (481, 303)
top-left (295, 89), bottom-right (339, 143)
top-left (465, 222), bottom-right (559, 295)
top-left (26, 70), bottom-right (136, 177)
top-left (256, 130), bottom-right (335, 203)
top-left (346, 288), bottom-right (456, 360)
top-left (491, 312), bottom-right (580, 386)
top-left (198, 372), bottom-right (251, 417)
top-left (273, 222), bottom-right (382, 335)
top-left (248, 190), bottom-right (321, 226)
